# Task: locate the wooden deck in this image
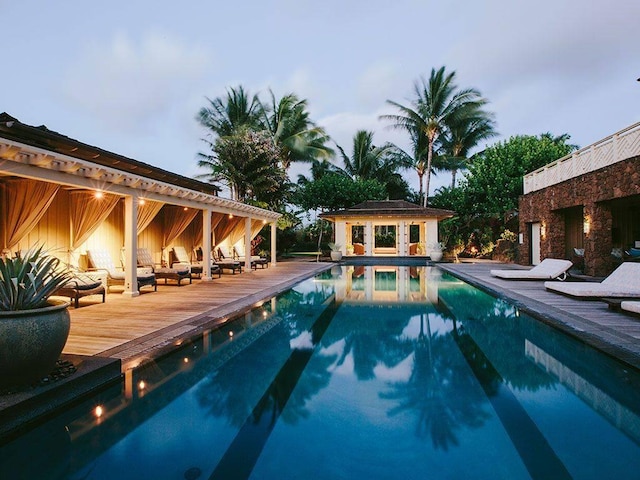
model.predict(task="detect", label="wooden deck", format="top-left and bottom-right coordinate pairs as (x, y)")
top-left (60, 260), bottom-right (331, 370)
top-left (439, 261), bottom-right (640, 370)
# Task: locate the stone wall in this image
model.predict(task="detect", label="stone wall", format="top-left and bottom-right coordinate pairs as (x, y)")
top-left (518, 156), bottom-right (640, 276)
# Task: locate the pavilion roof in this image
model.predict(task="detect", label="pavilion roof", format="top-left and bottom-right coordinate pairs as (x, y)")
top-left (320, 200), bottom-right (455, 221)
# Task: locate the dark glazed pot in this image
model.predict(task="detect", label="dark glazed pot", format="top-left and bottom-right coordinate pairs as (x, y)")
top-left (0, 299), bottom-right (70, 388)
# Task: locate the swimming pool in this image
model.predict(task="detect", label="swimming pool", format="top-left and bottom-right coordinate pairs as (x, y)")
top-left (2, 265), bottom-right (639, 479)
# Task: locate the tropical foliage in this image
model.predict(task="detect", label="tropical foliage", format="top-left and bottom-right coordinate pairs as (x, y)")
top-left (0, 247), bottom-right (72, 311)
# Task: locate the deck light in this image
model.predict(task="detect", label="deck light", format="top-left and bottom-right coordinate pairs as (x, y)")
top-left (183, 357), bottom-right (189, 363)
top-left (94, 405), bottom-right (104, 418)
top-left (229, 331), bottom-right (234, 338)
top-left (138, 380), bottom-right (146, 390)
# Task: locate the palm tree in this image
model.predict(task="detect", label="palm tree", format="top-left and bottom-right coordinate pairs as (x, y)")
top-left (196, 85), bottom-right (263, 137)
top-left (381, 66), bottom-right (489, 206)
top-left (337, 130), bottom-right (411, 199)
top-left (439, 110), bottom-right (497, 188)
top-left (262, 91), bottom-right (334, 170)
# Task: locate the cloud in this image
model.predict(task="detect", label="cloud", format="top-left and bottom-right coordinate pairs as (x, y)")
top-left (59, 31), bottom-right (212, 132)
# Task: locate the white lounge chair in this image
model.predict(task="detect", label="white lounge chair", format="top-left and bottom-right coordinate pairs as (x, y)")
top-left (621, 301), bottom-right (640, 315)
top-left (214, 246), bottom-right (242, 274)
top-left (490, 258), bottom-right (573, 280)
top-left (233, 245), bottom-right (268, 269)
top-left (545, 262), bottom-right (640, 298)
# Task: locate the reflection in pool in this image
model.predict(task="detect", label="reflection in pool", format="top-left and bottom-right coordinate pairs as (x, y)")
top-left (1, 265), bottom-right (639, 479)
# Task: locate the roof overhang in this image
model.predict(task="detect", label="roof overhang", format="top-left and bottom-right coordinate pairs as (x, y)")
top-left (0, 117), bottom-right (280, 221)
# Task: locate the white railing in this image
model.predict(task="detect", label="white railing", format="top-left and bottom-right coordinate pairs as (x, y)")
top-left (523, 121), bottom-right (640, 194)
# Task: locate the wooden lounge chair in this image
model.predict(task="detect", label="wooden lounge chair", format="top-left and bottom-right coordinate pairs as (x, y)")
top-left (171, 246), bottom-right (221, 278)
top-left (490, 258), bottom-right (573, 281)
top-left (137, 248), bottom-right (191, 286)
top-left (232, 245), bottom-right (268, 269)
top-left (55, 273), bottom-right (106, 308)
top-left (213, 247), bottom-right (242, 274)
top-left (545, 262), bottom-right (640, 298)
top-left (87, 248), bottom-right (157, 292)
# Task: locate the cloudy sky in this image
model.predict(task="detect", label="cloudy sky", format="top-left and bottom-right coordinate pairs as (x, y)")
top-left (2, 0), bottom-right (638, 194)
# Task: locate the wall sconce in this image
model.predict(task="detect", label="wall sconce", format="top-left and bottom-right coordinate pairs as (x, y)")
top-left (540, 223), bottom-right (546, 238)
top-left (583, 216), bottom-right (591, 235)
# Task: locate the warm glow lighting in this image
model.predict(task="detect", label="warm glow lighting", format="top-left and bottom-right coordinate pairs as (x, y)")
top-left (138, 380), bottom-right (146, 390)
top-left (540, 224), bottom-right (546, 238)
top-left (183, 207), bottom-right (188, 211)
top-left (263, 219), bottom-right (267, 224)
top-left (583, 216), bottom-right (591, 235)
top-left (228, 214), bottom-right (234, 219)
top-left (139, 198), bottom-right (146, 206)
top-left (95, 191), bottom-right (104, 199)
top-left (229, 331), bottom-right (234, 337)
top-left (262, 311), bottom-right (268, 318)
top-left (183, 357), bottom-right (189, 363)
top-left (94, 405), bottom-right (104, 418)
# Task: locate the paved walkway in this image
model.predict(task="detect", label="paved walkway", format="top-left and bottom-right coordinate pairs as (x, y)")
top-left (438, 261), bottom-right (640, 370)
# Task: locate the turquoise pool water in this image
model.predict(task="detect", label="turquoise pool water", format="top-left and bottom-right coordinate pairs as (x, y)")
top-left (2, 265), bottom-right (640, 479)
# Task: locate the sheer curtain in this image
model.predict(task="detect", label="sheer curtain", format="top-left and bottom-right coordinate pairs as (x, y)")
top-left (70, 191), bottom-right (121, 249)
top-left (213, 215), bottom-right (243, 247)
top-left (2, 179), bottom-right (60, 251)
top-left (137, 200), bottom-right (164, 235)
top-left (162, 206), bottom-right (199, 251)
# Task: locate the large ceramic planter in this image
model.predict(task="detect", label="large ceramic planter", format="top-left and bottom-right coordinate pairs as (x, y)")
top-left (430, 250), bottom-right (443, 262)
top-left (0, 299), bottom-right (70, 388)
top-left (330, 251), bottom-right (343, 262)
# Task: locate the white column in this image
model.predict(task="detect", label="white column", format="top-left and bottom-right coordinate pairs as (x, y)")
top-left (270, 222), bottom-right (277, 267)
top-left (202, 209), bottom-right (212, 281)
top-left (335, 221), bottom-right (347, 255)
top-left (122, 195), bottom-right (139, 298)
top-left (244, 217), bottom-right (252, 272)
top-left (398, 221), bottom-right (407, 256)
top-left (425, 219), bottom-right (439, 256)
top-left (365, 221), bottom-right (373, 256)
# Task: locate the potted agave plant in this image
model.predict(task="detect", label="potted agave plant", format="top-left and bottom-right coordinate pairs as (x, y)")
top-left (328, 243), bottom-right (342, 262)
top-left (0, 247), bottom-right (73, 388)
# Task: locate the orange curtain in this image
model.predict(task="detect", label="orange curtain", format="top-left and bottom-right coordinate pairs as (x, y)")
top-left (137, 200), bottom-right (164, 235)
top-left (3, 179), bottom-right (60, 250)
top-left (70, 191), bottom-right (121, 249)
top-left (162, 206), bottom-right (199, 250)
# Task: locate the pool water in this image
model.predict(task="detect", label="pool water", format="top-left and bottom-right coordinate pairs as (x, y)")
top-left (2, 265), bottom-right (640, 479)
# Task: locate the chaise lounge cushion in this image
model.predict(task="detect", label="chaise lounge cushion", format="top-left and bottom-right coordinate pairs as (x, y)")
top-left (544, 262), bottom-right (640, 297)
top-left (491, 258), bottom-right (573, 280)
top-left (621, 301), bottom-right (640, 315)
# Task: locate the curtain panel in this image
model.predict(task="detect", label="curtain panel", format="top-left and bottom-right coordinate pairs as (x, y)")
top-left (70, 191), bottom-right (121, 249)
top-left (213, 215), bottom-right (243, 247)
top-left (161, 206), bottom-right (199, 250)
top-left (3, 179), bottom-right (60, 251)
top-left (137, 200), bottom-right (164, 236)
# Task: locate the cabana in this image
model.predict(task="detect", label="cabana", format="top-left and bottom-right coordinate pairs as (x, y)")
top-left (320, 200), bottom-right (454, 258)
top-left (0, 113), bottom-right (280, 297)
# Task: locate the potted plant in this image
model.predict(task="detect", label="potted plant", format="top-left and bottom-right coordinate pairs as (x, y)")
top-left (429, 242), bottom-right (444, 262)
top-left (0, 247), bottom-right (73, 388)
top-left (328, 243), bottom-right (343, 262)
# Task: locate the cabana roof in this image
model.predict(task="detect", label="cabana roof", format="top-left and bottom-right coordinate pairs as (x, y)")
top-left (320, 200), bottom-right (455, 221)
top-left (0, 112), bottom-right (280, 221)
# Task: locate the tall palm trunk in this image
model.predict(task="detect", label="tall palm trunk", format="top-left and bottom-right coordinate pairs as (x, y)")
top-left (450, 169), bottom-right (457, 189)
top-left (424, 139), bottom-right (435, 207)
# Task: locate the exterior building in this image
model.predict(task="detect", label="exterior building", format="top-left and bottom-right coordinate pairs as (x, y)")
top-left (518, 122), bottom-right (640, 276)
top-left (320, 200), bottom-right (454, 258)
top-left (0, 113), bottom-right (280, 296)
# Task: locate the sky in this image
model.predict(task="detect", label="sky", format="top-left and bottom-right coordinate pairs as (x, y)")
top-left (1, 0), bottom-right (638, 195)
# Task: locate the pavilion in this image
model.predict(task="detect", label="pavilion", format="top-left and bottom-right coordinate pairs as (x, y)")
top-left (320, 200), bottom-right (454, 258)
top-left (0, 113), bottom-right (280, 297)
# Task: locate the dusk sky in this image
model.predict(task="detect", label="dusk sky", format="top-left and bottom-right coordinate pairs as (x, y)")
top-left (2, 0), bottom-right (638, 194)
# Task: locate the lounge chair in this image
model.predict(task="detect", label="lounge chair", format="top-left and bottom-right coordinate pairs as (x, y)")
top-left (544, 262), bottom-right (640, 298)
top-left (490, 258), bottom-right (573, 280)
top-left (137, 247), bottom-right (191, 286)
top-left (87, 248), bottom-right (157, 292)
top-left (621, 301), bottom-right (640, 315)
top-left (171, 246), bottom-right (221, 278)
top-left (55, 273), bottom-right (106, 308)
top-left (213, 247), bottom-right (242, 274)
top-left (232, 245), bottom-right (268, 269)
